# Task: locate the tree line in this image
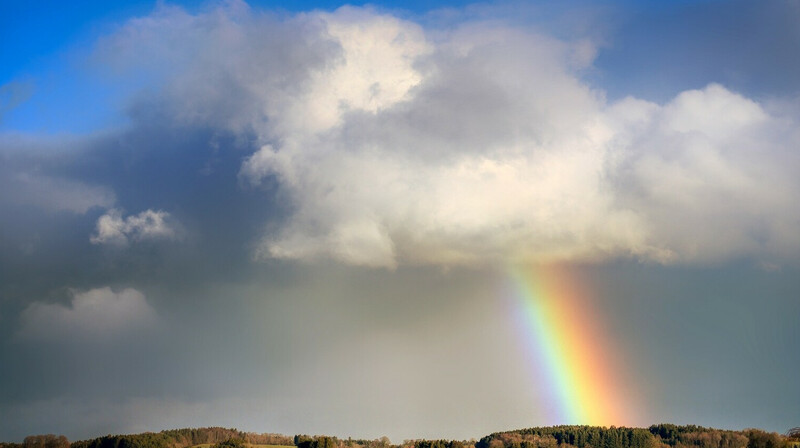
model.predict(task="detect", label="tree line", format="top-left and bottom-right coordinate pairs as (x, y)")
top-left (1, 424), bottom-right (794, 448)
top-left (0, 435), bottom-right (69, 448)
top-left (1, 428), bottom-right (293, 448)
top-left (476, 424), bottom-right (790, 448)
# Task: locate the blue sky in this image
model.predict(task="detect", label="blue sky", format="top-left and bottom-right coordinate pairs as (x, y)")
top-left (1, 0), bottom-right (799, 442)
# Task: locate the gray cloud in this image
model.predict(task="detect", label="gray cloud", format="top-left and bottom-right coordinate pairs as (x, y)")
top-left (16, 287), bottom-right (157, 343)
top-left (4, 171), bottom-right (115, 214)
top-left (0, 141), bottom-right (115, 214)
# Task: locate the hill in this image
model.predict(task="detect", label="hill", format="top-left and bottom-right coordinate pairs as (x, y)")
top-left (0, 424), bottom-right (792, 448)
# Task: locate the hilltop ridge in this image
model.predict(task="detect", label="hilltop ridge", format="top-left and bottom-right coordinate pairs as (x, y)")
top-left (1, 424), bottom-right (795, 448)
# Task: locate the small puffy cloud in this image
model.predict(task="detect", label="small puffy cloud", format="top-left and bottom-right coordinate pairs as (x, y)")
top-left (90, 209), bottom-right (183, 246)
top-left (16, 287), bottom-right (157, 343)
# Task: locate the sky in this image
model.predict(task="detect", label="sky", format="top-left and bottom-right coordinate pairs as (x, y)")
top-left (1, 0), bottom-right (799, 442)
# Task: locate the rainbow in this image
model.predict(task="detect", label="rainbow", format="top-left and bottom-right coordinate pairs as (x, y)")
top-left (509, 264), bottom-right (629, 426)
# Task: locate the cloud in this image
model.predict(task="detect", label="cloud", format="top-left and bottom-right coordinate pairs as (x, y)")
top-left (83, 3), bottom-right (800, 268)
top-left (90, 209), bottom-right (183, 246)
top-left (0, 134), bottom-right (116, 215)
top-left (2, 171), bottom-right (115, 214)
top-left (607, 85), bottom-right (800, 264)
top-left (237, 13), bottom-right (799, 267)
top-left (0, 140), bottom-right (116, 214)
top-left (16, 287), bottom-right (157, 343)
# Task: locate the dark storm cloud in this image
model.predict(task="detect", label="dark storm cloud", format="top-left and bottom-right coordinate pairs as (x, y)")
top-left (0, 6), bottom-right (337, 416)
top-left (0, 123), bottom-right (270, 306)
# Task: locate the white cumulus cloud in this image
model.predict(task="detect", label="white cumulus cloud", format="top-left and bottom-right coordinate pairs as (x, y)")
top-left (96, 3), bottom-right (800, 268)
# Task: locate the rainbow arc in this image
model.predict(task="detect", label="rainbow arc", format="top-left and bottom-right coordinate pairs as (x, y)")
top-left (510, 264), bottom-right (630, 426)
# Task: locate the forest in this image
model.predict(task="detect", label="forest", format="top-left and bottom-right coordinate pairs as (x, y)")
top-left (1, 424), bottom-right (797, 448)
